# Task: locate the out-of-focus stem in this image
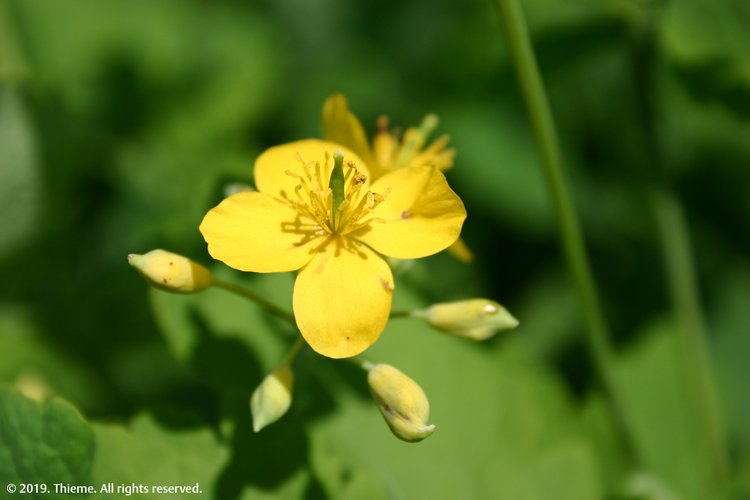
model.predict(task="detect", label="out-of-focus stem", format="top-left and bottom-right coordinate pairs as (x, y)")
top-left (493, 0), bottom-right (637, 462)
top-left (212, 279), bottom-right (295, 324)
top-left (652, 184), bottom-right (729, 482)
top-left (629, 18), bottom-right (729, 481)
top-left (282, 336), bottom-right (306, 366)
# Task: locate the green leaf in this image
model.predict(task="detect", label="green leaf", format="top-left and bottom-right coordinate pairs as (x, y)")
top-left (661, 0), bottom-right (750, 84)
top-left (148, 266), bottom-right (295, 378)
top-left (441, 100), bottom-right (552, 236)
top-left (90, 413), bottom-right (230, 499)
top-left (305, 284), bottom-right (603, 500)
top-left (0, 307), bottom-right (108, 413)
top-left (615, 319), bottom-right (714, 500)
top-left (0, 87), bottom-right (40, 260)
top-left (710, 267), bottom-right (750, 461)
top-left (0, 388), bottom-right (94, 499)
top-left (236, 469), bottom-right (311, 500)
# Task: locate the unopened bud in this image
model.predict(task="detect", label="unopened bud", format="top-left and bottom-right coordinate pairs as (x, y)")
top-left (414, 299), bottom-right (518, 340)
top-left (367, 364), bottom-right (435, 443)
top-left (128, 249), bottom-right (212, 293)
top-left (223, 182), bottom-right (256, 198)
top-left (251, 364), bottom-right (294, 432)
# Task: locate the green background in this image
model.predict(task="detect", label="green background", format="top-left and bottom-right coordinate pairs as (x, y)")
top-left (1, 0), bottom-right (749, 498)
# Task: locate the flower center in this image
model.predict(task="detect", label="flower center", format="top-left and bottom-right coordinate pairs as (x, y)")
top-left (284, 152), bottom-right (386, 237)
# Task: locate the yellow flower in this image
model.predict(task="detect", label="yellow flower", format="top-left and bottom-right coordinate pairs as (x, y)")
top-left (323, 93), bottom-right (472, 263)
top-left (199, 140), bottom-right (466, 358)
top-left (322, 93), bottom-right (455, 181)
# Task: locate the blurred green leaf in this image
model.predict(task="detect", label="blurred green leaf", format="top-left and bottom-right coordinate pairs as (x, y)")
top-left (90, 413), bottom-right (229, 499)
top-left (442, 100), bottom-right (552, 236)
top-left (522, 0), bottom-right (613, 34)
top-left (0, 307), bottom-right (107, 413)
top-left (0, 87), bottom-right (39, 260)
top-left (580, 395), bottom-right (629, 495)
top-left (305, 284), bottom-right (603, 500)
top-left (514, 270), bottom-right (579, 358)
top-left (710, 267), bottom-right (750, 461)
top-left (661, 0), bottom-right (750, 85)
top-left (14, 0), bottom-right (280, 120)
top-left (236, 469), bottom-right (311, 500)
top-left (0, 1), bottom-right (28, 81)
top-left (148, 266), bottom-right (295, 378)
top-left (0, 388), bottom-right (94, 499)
top-left (616, 319), bottom-right (713, 500)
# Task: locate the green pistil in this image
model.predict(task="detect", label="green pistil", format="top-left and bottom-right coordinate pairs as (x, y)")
top-left (329, 150), bottom-right (346, 229)
top-left (395, 114), bottom-right (439, 167)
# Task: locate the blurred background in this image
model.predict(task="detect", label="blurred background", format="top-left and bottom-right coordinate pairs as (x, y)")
top-left (1, 0), bottom-right (749, 498)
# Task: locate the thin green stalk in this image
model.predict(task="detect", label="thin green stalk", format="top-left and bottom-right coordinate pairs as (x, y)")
top-left (347, 356), bottom-right (375, 371)
top-left (628, 18), bottom-right (730, 481)
top-left (282, 336), bottom-right (307, 366)
top-left (493, 0), bottom-right (637, 461)
top-left (652, 189), bottom-right (729, 481)
top-left (389, 310), bottom-right (411, 319)
top-left (211, 278), bottom-right (296, 324)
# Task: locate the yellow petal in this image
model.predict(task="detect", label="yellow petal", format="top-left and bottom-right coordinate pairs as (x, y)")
top-left (254, 139), bottom-right (369, 198)
top-left (293, 236), bottom-right (394, 358)
top-left (407, 134), bottom-right (455, 171)
top-left (446, 236), bottom-right (474, 263)
top-left (372, 127), bottom-right (397, 176)
top-left (322, 94), bottom-right (374, 167)
top-left (200, 191), bottom-right (321, 273)
top-left (357, 166), bottom-right (466, 259)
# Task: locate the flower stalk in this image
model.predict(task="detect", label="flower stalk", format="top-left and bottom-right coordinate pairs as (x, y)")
top-left (250, 337), bottom-right (305, 433)
top-left (493, 0), bottom-right (638, 462)
top-left (211, 278), bottom-right (296, 324)
top-left (629, 17), bottom-right (729, 480)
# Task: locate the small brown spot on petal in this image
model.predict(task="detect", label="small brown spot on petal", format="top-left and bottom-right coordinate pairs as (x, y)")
top-left (380, 278), bottom-right (394, 292)
top-left (401, 210), bottom-right (411, 220)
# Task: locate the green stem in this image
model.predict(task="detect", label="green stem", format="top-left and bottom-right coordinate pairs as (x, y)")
top-left (347, 356), bottom-right (375, 371)
top-left (389, 310), bottom-right (412, 319)
top-left (628, 19), bottom-right (729, 481)
top-left (652, 189), bottom-right (729, 481)
top-left (211, 279), bottom-right (296, 324)
top-left (282, 336), bottom-right (306, 366)
top-left (493, 0), bottom-right (637, 461)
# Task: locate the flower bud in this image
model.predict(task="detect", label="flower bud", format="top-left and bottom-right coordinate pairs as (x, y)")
top-left (128, 249), bottom-right (211, 293)
top-left (251, 364), bottom-right (294, 432)
top-left (223, 182), bottom-right (255, 198)
top-left (367, 364), bottom-right (435, 443)
top-left (414, 299), bottom-right (518, 340)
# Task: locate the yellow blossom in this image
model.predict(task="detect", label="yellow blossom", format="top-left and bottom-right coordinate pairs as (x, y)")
top-left (322, 94), bottom-right (472, 262)
top-left (200, 140), bottom-right (466, 358)
top-left (322, 93), bottom-right (455, 181)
